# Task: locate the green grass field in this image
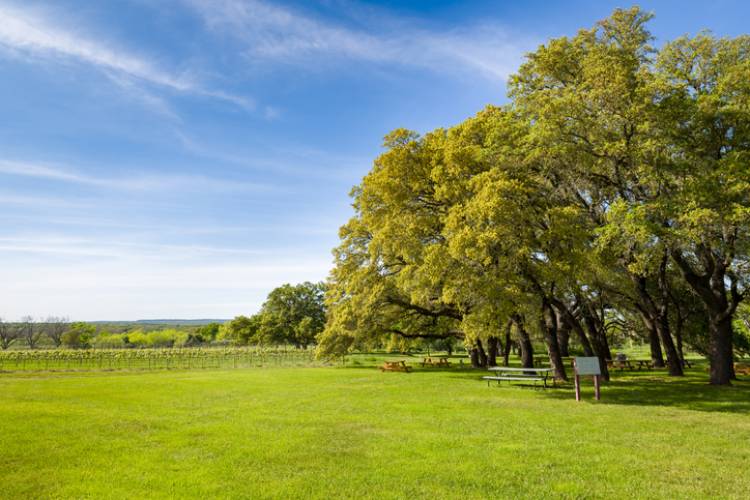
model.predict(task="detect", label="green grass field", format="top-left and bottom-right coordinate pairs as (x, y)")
top-left (1, 362), bottom-right (749, 499)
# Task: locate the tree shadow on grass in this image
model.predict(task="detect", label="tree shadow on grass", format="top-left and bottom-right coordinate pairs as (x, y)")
top-left (540, 370), bottom-right (750, 414)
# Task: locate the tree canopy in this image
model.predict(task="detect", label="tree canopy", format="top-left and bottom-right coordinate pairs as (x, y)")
top-left (222, 282), bottom-right (326, 348)
top-left (319, 7), bottom-right (750, 385)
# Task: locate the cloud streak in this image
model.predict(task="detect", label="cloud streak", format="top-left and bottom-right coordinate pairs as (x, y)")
top-left (0, 3), bottom-right (254, 110)
top-left (0, 159), bottom-right (277, 193)
top-left (0, 233), bottom-right (333, 319)
top-left (185, 0), bottom-right (536, 81)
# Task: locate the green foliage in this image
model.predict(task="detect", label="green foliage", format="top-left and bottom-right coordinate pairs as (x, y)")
top-left (61, 322), bottom-right (95, 348)
top-left (258, 282), bottom-right (326, 347)
top-left (91, 332), bottom-right (127, 349)
top-left (734, 304), bottom-right (750, 356)
top-left (194, 322), bottom-right (221, 343)
top-left (123, 329), bottom-right (189, 348)
top-left (219, 315), bottom-right (261, 345)
top-left (321, 7), bottom-right (750, 384)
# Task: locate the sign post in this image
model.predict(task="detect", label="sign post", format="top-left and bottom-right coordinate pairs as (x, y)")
top-left (573, 357), bottom-right (602, 401)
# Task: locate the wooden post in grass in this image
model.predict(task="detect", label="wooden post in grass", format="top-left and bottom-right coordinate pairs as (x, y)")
top-left (573, 357), bottom-right (602, 402)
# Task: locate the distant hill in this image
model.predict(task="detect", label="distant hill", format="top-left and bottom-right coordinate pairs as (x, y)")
top-left (90, 319), bottom-right (228, 326)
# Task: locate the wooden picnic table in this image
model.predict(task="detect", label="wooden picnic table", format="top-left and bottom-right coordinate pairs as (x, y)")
top-left (483, 366), bottom-right (554, 388)
top-left (380, 360), bottom-right (411, 373)
top-left (421, 357), bottom-right (451, 367)
top-left (632, 359), bottom-right (655, 370)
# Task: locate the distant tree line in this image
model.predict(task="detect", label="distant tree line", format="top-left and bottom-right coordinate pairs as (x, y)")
top-left (0, 281), bottom-right (327, 351)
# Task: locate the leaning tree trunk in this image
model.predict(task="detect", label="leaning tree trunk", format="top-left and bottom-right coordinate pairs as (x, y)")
top-left (469, 347), bottom-right (480, 368)
top-left (579, 306), bottom-right (611, 382)
top-left (512, 315), bottom-right (534, 369)
top-left (648, 320), bottom-right (664, 368)
top-left (655, 313), bottom-right (683, 376)
top-left (550, 300), bottom-right (594, 357)
top-left (487, 336), bottom-right (499, 367)
top-left (673, 309), bottom-right (685, 366)
top-left (636, 300), bottom-right (665, 369)
top-left (632, 273), bottom-right (683, 376)
top-left (671, 250), bottom-right (740, 385)
top-left (503, 320), bottom-right (512, 367)
top-left (475, 339), bottom-right (488, 368)
top-left (541, 298), bottom-right (567, 381)
top-left (585, 301), bottom-right (613, 360)
top-left (555, 308), bottom-right (571, 357)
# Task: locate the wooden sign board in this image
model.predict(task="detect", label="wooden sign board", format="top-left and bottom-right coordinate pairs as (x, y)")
top-left (573, 357), bottom-right (601, 401)
top-left (574, 357), bottom-right (601, 376)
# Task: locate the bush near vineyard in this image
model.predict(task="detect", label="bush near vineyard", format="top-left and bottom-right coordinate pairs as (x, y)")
top-left (62, 322), bottom-right (95, 348)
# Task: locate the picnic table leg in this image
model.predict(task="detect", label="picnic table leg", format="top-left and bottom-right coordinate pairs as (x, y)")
top-left (594, 375), bottom-right (601, 401)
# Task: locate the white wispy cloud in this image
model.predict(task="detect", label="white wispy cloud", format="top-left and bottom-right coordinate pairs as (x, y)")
top-left (0, 2), bottom-right (254, 110)
top-left (184, 0), bottom-right (536, 81)
top-left (0, 235), bottom-right (276, 259)
top-left (0, 234), bottom-right (332, 319)
top-left (0, 192), bottom-right (89, 208)
top-left (0, 159), bottom-right (277, 193)
top-left (174, 131), bottom-right (370, 183)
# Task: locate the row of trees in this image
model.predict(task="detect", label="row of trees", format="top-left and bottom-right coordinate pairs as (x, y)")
top-left (0, 316), bottom-right (75, 349)
top-left (318, 8), bottom-right (750, 384)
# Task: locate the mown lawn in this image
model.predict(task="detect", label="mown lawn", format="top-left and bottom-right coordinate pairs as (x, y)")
top-left (1, 364), bottom-right (748, 499)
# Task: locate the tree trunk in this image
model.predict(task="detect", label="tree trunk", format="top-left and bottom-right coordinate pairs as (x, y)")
top-left (487, 336), bottom-right (499, 367)
top-left (632, 273), bottom-right (683, 375)
top-left (469, 347), bottom-right (480, 368)
top-left (579, 305), bottom-right (611, 381)
top-left (503, 320), bottom-right (512, 367)
top-left (550, 300), bottom-right (594, 357)
top-left (512, 315), bottom-right (534, 369)
top-left (639, 310), bottom-right (665, 367)
top-left (708, 314), bottom-right (735, 385)
top-left (655, 313), bottom-right (683, 376)
top-left (671, 250), bottom-right (740, 385)
top-left (549, 298), bottom-right (594, 356)
top-left (556, 308), bottom-right (570, 357)
top-left (673, 308), bottom-right (685, 366)
top-left (476, 339), bottom-right (488, 368)
top-left (540, 298), bottom-right (567, 381)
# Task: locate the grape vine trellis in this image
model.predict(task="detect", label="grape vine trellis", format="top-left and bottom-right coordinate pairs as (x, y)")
top-left (0, 347), bottom-right (316, 372)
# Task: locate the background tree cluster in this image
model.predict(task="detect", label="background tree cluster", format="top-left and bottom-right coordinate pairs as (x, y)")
top-left (319, 7), bottom-right (750, 385)
top-left (221, 281), bottom-right (326, 348)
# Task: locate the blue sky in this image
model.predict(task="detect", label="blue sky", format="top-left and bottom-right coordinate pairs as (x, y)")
top-left (1, 0), bottom-right (748, 320)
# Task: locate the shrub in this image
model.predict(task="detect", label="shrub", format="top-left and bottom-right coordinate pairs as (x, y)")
top-left (61, 322), bottom-right (95, 348)
top-left (92, 333), bottom-right (126, 349)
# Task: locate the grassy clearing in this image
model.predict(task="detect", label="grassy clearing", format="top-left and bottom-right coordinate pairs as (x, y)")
top-left (1, 363), bottom-right (748, 499)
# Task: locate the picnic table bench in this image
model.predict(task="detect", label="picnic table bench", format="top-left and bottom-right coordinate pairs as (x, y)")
top-left (380, 360), bottom-right (411, 373)
top-left (421, 357), bottom-right (451, 367)
top-left (534, 355), bottom-right (573, 367)
top-left (607, 358), bottom-right (694, 371)
top-left (482, 366), bottom-right (554, 388)
top-left (607, 358), bottom-right (654, 371)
